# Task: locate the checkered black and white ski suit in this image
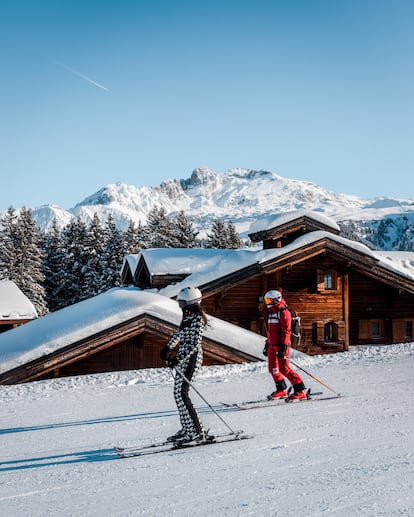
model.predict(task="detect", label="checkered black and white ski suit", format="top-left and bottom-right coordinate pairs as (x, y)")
top-left (166, 307), bottom-right (206, 436)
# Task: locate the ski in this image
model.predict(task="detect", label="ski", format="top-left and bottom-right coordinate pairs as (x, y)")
top-left (115, 439), bottom-right (172, 454)
top-left (221, 389), bottom-right (341, 411)
top-left (115, 428), bottom-right (245, 454)
top-left (116, 430), bottom-right (252, 458)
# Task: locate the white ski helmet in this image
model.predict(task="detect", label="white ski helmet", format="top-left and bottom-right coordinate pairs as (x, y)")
top-left (264, 289), bottom-right (282, 305)
top-left (176, 286), bottom-right (202, 306)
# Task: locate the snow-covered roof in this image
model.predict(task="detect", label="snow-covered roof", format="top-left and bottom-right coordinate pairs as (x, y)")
top-left (374, 251), bottom-right (414, 280)
top-left (0, 280), bottom-right (38, 320)
top-left (0, 287), bottom-right (265, 374)
top-left (154, 231), bottom-right (402, 298)
top-left (248, 209), bottom-right (341, 235)
top-left (136, 247), bottom-right (259, 276)
top-left (123, 228), bottom-right (414, 302)
top-left (122, 254), bottom-right (140, 275)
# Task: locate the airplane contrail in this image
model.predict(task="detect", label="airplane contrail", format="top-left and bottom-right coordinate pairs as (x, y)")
top-left (51, 59), bottom-right (109, 91)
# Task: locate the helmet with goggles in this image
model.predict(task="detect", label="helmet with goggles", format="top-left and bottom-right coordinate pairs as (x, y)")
top-left (264, 289), bottom-right (282, 306)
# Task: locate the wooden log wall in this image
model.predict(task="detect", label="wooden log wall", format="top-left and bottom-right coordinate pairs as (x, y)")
top-left (202, 275), bottom-right (266, 330)
top-left (348, 270), bottom-right (414, 345)
top-left (202, 255), bottom-right (348, 354)
top-left (32, 328), bottom-right (246, 382)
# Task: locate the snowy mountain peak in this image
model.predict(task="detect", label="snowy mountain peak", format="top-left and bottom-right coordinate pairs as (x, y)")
top-left (4, 167), bottom-right (414, 250)
top-left (185, 167), bottom-right (221, 188)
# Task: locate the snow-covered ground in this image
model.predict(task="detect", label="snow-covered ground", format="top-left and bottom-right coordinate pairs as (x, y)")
top-left (1, 344), bottom-right (413, 516)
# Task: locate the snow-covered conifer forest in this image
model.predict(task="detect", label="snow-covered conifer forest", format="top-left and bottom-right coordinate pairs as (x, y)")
top-left (0, 206), bottom-right (240, 314)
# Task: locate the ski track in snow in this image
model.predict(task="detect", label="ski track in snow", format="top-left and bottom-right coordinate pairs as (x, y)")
top-left (0, 344), bottom-right (413, 516)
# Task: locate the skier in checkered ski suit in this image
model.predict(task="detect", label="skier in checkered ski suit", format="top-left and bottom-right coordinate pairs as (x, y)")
top-left (160, 287), bottom-right (209, 444)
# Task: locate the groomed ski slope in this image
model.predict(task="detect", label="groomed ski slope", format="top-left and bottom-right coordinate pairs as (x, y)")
top-left (0, 344), bottom-right (413, 516)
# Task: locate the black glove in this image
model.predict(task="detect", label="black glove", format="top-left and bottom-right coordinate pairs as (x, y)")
top-left (277, 344), bottom-right (287, 359)
top-left (167, 356), bottom-right (178, 368)
top-left (160, 346), bottom-right (170, 361)
top-left (263, 341), bottom-right (269, 357)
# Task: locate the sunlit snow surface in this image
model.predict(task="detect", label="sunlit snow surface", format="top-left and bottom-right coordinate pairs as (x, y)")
top-left (0, 344), bottom-right (413, 516)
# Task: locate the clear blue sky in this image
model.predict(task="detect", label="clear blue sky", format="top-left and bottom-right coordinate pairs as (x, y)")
top-left (1, 0), bottom-right (413, 211)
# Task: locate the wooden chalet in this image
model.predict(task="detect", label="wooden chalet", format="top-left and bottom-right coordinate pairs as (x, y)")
top-left (0, 290), bottom-right (263, 385)
top-left (0, 280), bottom-right (37, 333)
top-left (122, 210), bottom-right (414, 355)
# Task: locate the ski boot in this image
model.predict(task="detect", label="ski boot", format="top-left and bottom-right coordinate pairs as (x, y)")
top-left (267, 380), bottom-right (288, 400)
top-left (287, 382), bottom-right (307, 402)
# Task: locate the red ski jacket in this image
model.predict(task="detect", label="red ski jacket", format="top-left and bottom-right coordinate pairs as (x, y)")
top-left (266, 299), bottom-right (292, 346)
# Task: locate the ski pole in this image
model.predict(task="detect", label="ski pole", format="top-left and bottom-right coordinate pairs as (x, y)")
top-left (289, 359), bottom-right (341, 396)
top-left (172, 365), bottom-right (237, 435)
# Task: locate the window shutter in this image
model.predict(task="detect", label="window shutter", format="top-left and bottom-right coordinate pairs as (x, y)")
top-left (316, 321), bottom-right (324, 343)
top-left (359, 320), bottom-right (370, 339)
top-left (392, 320), bottom-right (405, 342)
top-left (330, 271), bottom-right (338, 290)
top-left (316, 270), bottom-right (324, 292)
top-left (337, 321), bottom-right (346, 342)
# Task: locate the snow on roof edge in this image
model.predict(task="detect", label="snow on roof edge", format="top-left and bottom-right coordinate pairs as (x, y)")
top-left (248, 209), bottom-right (340, 235)
top-left (0, 287), bottom-right (266, 375)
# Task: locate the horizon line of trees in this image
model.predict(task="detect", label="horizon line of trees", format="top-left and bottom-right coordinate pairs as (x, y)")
top-left (0, 206), bottom-right (243, 316)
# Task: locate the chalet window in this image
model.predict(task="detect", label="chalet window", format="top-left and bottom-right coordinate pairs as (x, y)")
top-left (371, 321), bottom-right (381, 338)
top-left (324, 322), bottom-right (337, 342)
top-left (392, 319), bottom-right (414, 342)
top-left (316, 269), bottom-right (337, 292)
top-left (359, 319), bottom-right (384, 340)
top-left (324, 273), bottom-right (333, 290)
top-left (316, 320), bottom-right (345, 344)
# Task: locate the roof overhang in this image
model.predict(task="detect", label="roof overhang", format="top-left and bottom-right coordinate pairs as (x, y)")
top-left (249, 214), bottom-right (340, 243)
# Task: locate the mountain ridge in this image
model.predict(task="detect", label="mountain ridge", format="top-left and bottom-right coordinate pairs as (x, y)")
top-left (6, 167), bottom-right (414, 250)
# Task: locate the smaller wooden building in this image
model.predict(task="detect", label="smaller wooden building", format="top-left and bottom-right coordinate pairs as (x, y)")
top-left (0, 280), bottom-right (37, 333)
top-left (0, 289), bottom-right (263, 385)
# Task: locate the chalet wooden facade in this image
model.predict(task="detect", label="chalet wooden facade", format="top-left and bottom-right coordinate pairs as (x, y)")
top-left (122, 211), bottom-right (414, 355)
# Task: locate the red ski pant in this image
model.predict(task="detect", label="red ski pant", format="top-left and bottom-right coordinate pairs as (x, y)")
top-left (267, 345), bottom-right (303, 386)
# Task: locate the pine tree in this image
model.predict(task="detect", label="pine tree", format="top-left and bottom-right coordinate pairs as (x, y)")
top-left (0, 207), bottom-right (47, 315)
top-left (124, 219), bottom-right (149, 254)
top-left (101, 214), bottom-right (124, 291)
top-left (170, 211), bottom-right (199, 248)
top-left (146, 207), bottom-right (173, 248)
top-left (124, 220), bottom-right (141, 255)
top-left (42, 221), bottom-right (67, 312)
top-left (83, 213), bottom-right (106, 297)
top-left (59, 216), bottom-right (90, 307)
top-left (136, 221), bottom-right (149, 250)
top-left (206, 218), bottom-right (229, 249)
top-left (226, 221), bottom-right (241, 249)
top-left (0, 207), bottom-right (19, 280)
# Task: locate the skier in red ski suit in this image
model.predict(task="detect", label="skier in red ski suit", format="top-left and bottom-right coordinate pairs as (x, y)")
top-left (263, 289), bottom-right (307, 401)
